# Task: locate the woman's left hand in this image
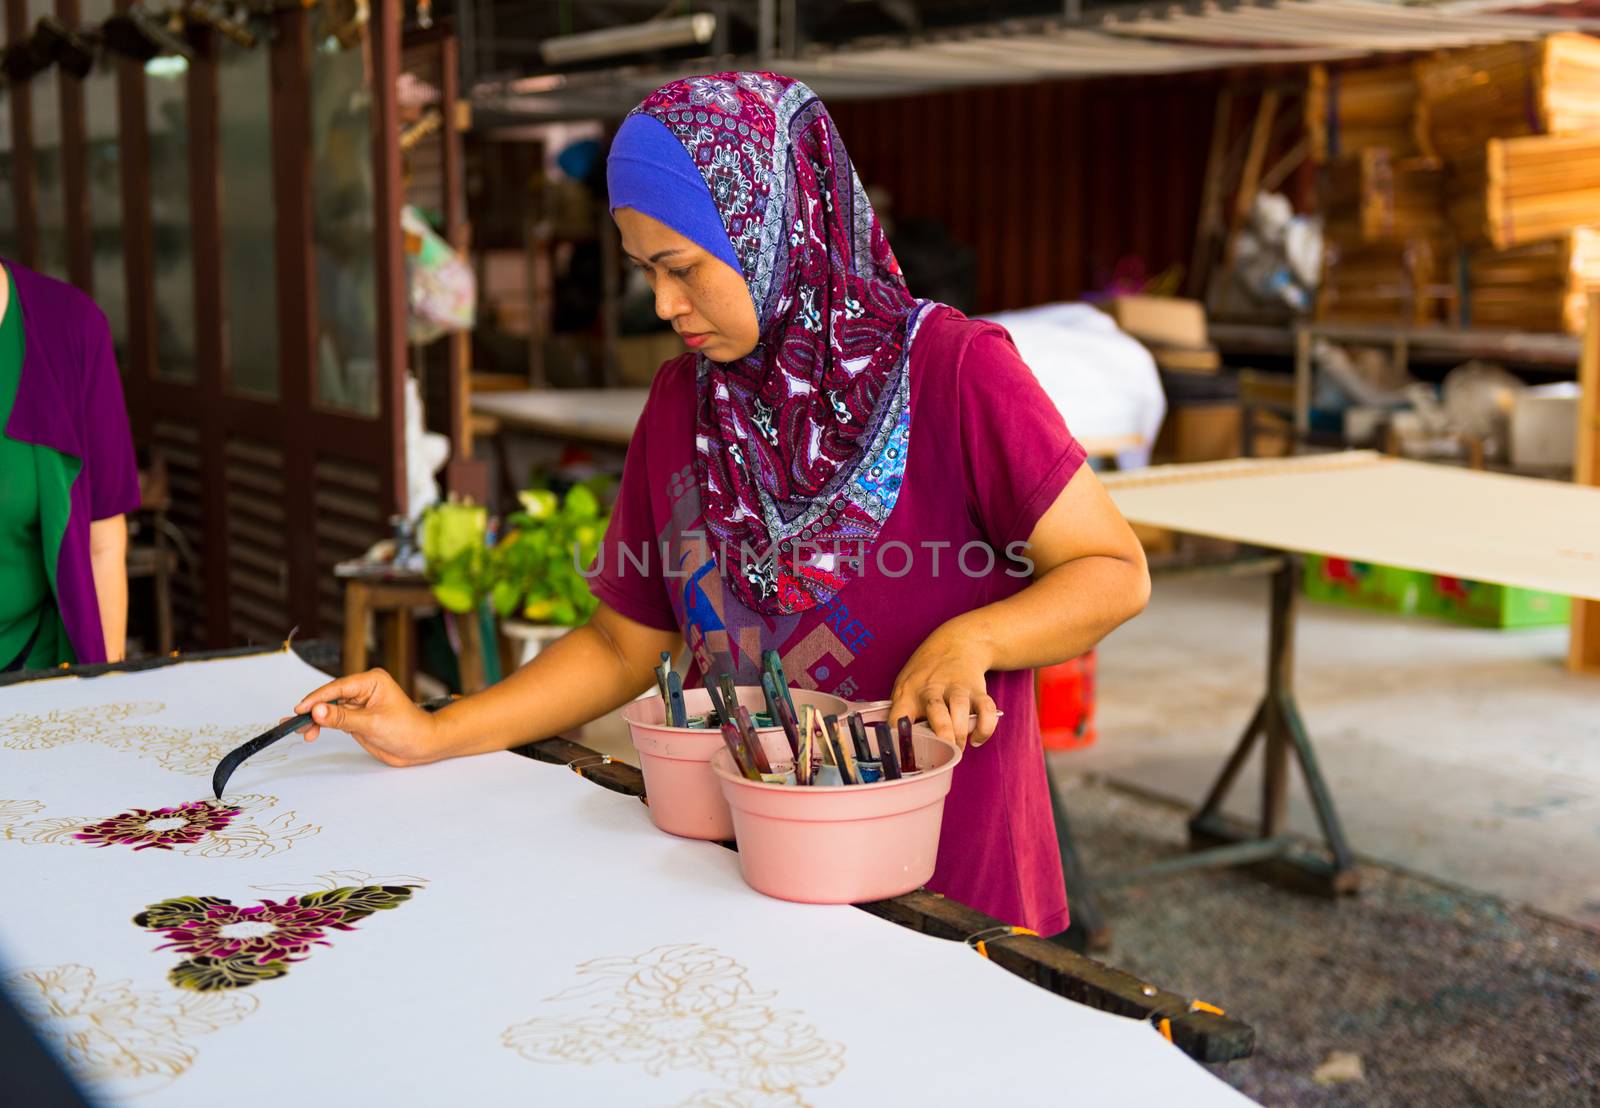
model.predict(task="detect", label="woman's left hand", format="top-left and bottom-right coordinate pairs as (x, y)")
top-left (884, 621), bottom-right (1000, 750)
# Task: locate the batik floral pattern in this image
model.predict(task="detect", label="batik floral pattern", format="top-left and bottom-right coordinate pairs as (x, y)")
top-left (134, 884), bottom-right (421, 991)
top-left (75, 799), bottom-right (239, 850)
top-left (6, 962), bottom-right (256, 1097)
top-left (1, 793), bottom-right (318, 858)
top-left (503, 943), bottom-right (843, 1106)
top-left (0, 700), bottom-right (292, 777)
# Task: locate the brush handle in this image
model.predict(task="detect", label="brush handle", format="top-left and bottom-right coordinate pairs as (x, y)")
top-left (212, 696), bottom-right (453, 800)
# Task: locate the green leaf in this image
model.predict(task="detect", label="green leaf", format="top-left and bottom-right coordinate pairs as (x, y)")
top-left (300, 885), bottom-right (417, 921)
top-left (432, 580), bottom-right (476, 614)
top-left (563, 485), bottom-right (600, 522)
top-left (517, 489), bottom-right (559, 520)
top-left (133, 896), bottom-right (232, 930)
top-left (169, 955), bottom-right (289, 992)
top-left (491, 580), bottom-right (523, 617)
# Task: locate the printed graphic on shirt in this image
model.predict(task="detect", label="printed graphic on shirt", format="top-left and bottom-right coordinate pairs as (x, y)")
top-left (653, 465), bottom-right (877, 700)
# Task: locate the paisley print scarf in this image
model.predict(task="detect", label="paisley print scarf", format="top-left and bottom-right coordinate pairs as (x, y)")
top-left (628, 72), bottom-right (927, 616)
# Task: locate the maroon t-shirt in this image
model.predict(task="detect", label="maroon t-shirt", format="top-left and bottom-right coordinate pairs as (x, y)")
top-left (591, 305), bottom-right (1086, 934)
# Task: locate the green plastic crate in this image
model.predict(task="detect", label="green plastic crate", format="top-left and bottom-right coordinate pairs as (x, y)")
top-left (1303, 556), bottom-right (1426, 616)
top-left (1304, 556), bottom-right (1569, 628)
top-left (1418, 575), bottom-right (1571, 628)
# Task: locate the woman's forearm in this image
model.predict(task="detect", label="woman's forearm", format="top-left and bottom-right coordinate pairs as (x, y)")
top-left (953, 554), bottom-right (1150, 674)
top-left (430, 616), bottom-right (678, 759)
top-left (89, 516), bottom-right (128, 662)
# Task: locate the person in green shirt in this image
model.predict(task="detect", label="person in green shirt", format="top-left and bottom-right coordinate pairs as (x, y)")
top-left (0, 265), bottom-right (65, 669)
top-left (1, 260), bottom-right (139, 671)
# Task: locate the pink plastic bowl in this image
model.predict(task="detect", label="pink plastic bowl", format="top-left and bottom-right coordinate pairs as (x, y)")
top-left (622, 686), bottom-right (850, 840)
top-left (710, 726), bottom-right (961, 904)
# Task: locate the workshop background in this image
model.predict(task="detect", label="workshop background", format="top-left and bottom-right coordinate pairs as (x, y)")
top-left (2, 1), bottom-right (1599, 1103)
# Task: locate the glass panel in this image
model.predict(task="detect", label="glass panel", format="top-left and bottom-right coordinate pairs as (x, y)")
top-left (147, 56), bottom-right (194, 381)
top-left (218, 40), bottom-right (278, 398)
top-left (310, 35), bottom-right (378, 416)
top-left (82, 0), bottom-right (127, 362)
top-left (27, 0), bottom-right (65, 278)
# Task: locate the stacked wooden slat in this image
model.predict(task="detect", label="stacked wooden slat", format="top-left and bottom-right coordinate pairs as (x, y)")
top-left (1319, 148), bottom-right (1449, 244)
top-left (1459, 227), bottom-right (1600, 334)
top-left (1311, 33), bottom-right (1600, 333)
top-left (1309, 61), bottom-right (1445, 324)
top-left (1318, 238), bottom-right (1444, 325)
top-left (1413, 34), bottom-right (1600, 332)
top-left (1306, 63), bottom-right (1419, 163)
top-left (1415, 34), bottom-right (1600, 167)
top-left (1447, 132), bottom-right (1600, 249)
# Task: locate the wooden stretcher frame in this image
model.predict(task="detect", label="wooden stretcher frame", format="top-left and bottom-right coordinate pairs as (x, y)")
top-left (0, 644), bottom-right (1256, 1066)
top-left (1095, 451), bottom-right (1600, 898)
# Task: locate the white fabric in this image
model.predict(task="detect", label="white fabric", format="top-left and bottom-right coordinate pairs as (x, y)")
top-left (1103, 451), bottom-right (1600, 601)
top-left (985, 302), bottom-right (1166, 470)
top-left (0, 652), bottom-right (1251, 1105)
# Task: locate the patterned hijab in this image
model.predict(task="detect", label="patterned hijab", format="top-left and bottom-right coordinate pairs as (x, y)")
top-left (626, 72), bottom-right (926, 617)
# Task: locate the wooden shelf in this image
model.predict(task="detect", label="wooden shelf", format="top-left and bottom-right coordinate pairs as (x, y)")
top-left (1213, 320), bottom-right (1583, 369)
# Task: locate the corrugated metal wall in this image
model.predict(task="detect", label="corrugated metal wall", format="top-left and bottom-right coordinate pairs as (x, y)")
top-left (830, 72), bottom-right (1227, 314)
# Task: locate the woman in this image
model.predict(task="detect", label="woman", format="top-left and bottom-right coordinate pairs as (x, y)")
top-left (1, 260), bottom-right (139, 670)
top-left (295, 73), bottom-right (1149, 934)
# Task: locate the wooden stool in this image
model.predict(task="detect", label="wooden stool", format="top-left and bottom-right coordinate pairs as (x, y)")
top-left (341, 577), bottom-right (489, 697)
top-left (128, 454), bottom-right (178, 655)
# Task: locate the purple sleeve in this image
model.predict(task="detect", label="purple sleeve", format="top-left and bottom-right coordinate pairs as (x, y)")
top-left (81, 308), bottom-right (140, 521)
top-left (958, 326), bottom-right (1087, 548)
top-left (587, 372), bottom-right (681, 634)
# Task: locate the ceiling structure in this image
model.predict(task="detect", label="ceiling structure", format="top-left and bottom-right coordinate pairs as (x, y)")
top-left (437, 0), bottom-right (1600, 124)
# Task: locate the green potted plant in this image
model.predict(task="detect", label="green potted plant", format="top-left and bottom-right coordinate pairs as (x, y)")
top-left (421, 482), bottom-right (612, 670)
top-left (495, 481), bottom-right (609, 626)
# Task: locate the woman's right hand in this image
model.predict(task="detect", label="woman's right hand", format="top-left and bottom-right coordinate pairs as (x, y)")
top-left (291, 669), bottom-right (445, 767)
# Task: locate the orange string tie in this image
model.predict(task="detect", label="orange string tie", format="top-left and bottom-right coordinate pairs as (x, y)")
top-left (1158, 1018), bottom-right (1173, 1042)
top-left (565, 754), bottom-right (615, 779)
top-left (965, 926), bottom-right (1039, 960)
top-left (1188, 999), bottom-right (1226, 1016)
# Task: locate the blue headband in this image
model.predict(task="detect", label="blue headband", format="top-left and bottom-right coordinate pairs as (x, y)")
top-left (606, 113), bottom-right (743, 276)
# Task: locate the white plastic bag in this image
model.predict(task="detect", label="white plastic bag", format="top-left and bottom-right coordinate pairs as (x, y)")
top-left (402, 204), bottom-right (476, 344)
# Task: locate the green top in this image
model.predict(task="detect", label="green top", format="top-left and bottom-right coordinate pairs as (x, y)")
top-left (0, 268), bottom-right (64, 668)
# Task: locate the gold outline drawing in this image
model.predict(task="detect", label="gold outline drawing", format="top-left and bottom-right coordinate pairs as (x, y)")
top-left (6, 962), bottom-right (256, 1097)
top-left (503, 943), bottom-right (844, 1106)
top-left (0, 701), bottom-right (293, 777)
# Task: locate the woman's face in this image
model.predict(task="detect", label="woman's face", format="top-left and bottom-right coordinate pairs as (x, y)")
top-left (615, 207), bottom-right (759, 363)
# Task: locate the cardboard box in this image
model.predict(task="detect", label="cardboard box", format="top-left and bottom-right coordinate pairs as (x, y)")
top-left (1105, 295), bottom-right (1209, 350)
top-left (1152, 404), bottom-right (1241, 463)
top-left (1150, 344), bottom-right (1222, 374)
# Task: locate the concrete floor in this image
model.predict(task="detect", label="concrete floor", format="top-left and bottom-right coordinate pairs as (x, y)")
top-left (1064, 777), bottom-right (1600, 1107)
top-left (1066, 573), bottom-right (1600, 930)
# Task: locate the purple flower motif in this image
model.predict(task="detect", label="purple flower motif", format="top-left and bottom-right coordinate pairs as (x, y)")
top-left (686, 76), bottom-right (741, 115)
top-left (147, 898), bottom-right (351, 965)
top-left (132, 885), bottom-right (420, 990)
top-left (74, 801), bottom-right (239, 851)
top-left (734, 72), bottom-right (783, 106)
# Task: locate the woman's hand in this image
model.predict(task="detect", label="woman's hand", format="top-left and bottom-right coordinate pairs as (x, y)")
top-left (291, 669), bottom-right (445, 767)
top-left (884, 621), bottom-right (1000, 750)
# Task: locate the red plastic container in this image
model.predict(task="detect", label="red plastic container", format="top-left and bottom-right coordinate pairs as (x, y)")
top-left (1037, 651), bottom-right (1096, 751)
